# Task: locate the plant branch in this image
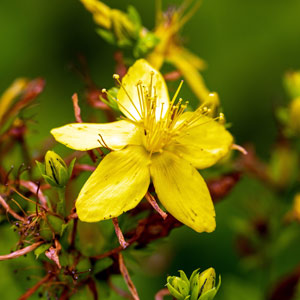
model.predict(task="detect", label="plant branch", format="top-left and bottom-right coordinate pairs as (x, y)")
top-left (118, 253), bottom-right (140, 300)
top-left (0, 195), bottom-right (26, 222)
top-left (155, 288), bottom-right (170, 300)
top-left (19, 273), bottom-right (53, 300)
top-left (0, 241), bottom-right (43, 261)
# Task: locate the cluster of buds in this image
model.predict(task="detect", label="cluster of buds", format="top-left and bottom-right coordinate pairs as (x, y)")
top-left (166, 268), bottom-right (221, 300)
top-left (36, 151), bottom-right (75, 188)
top-left (80, 0), bottom-right (159, 56)
top-left (277, 70), bottom-right (300, 135)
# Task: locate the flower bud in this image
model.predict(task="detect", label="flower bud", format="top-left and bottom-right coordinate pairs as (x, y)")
top-left (166, 272), bottom-right (190, 300)
top-left (284, 71), bottom-right (300, 99)
top-left (36, 151), bottom-right (75, 188)
top-left (197, 268), bottom-right (221, 300)
top-left (45, 151), bottom-right (69, 187)
top-left (289, 97), bottom-right (300, 133)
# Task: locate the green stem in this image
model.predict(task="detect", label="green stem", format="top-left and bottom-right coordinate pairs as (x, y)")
top-left (57, 187), bottom-right (66, 217)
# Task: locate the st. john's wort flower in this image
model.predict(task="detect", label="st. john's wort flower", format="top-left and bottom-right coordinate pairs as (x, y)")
top-left (51, 59), bottom-right (233, 232)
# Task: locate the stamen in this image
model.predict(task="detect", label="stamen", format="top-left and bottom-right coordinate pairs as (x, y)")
top-left (231, 144), bottom-right (248, 155)
top-left (98, 134), bottom-right (112, 150)
top-left (170, 80), bottom-right (184, 106)
top-left (101, 88), bottom-right (138, 122)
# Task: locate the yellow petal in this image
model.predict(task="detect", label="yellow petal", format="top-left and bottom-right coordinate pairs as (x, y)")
top-left (168, 112), bottom-right (233, 169)
top-left (117, 59), bottom-right (169, 121)
top-left (150, 151), bottom-right (215, 233)
top-left (167, 48), bottom-right (209, 103)
top-left (80, 0), bottom-right (112, 29)
top-left (51, 120), bottom-right (141, 151)
top-left (0, 78), bottom-right (28, 121)
top-left (76, 145), bottom-right (150, 222)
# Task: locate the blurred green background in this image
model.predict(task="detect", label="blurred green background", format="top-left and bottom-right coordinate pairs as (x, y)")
top-left (1, 0), bottom-right (300, 299)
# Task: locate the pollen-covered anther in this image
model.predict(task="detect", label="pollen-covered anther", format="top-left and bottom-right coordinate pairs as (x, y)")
top-left (113, 74), bottom-right (120, 79)
top-left (101, 88), bottom-right (107, 93)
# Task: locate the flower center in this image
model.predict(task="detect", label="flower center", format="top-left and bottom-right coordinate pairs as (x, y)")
top-left (104, 72), bottom-right (224, 155)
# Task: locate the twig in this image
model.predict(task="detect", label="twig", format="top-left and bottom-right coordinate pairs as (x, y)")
top-left (72, 93), bottom-right (98, 163)
top-left (108, 277), bottom-right (132, 299)
top-left (0, 195), bottom-right (26, 222)
top-left (72, 93), bottom-right (83, 123)
top-left (118, 253), bottom-right (140, 300)
top-left (70, 218), bottom-right (78, 249)
top-left (155, 288), bottom-right (170, 300)
top-left (145, 192), bottom-right (168, 220)
top-left (112, 218), bottom-right (129, 249)
top-left (19, 273), bottom-right (52, 300)
top-left (0, 241), bottom-right (43, 261)
top-left (231, 144), bottom-right (248, 155)
top-left (19, 180), bottom-right (48, 209)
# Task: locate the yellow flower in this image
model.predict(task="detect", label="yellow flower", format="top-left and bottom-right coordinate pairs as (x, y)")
top-left (80, 0), bottom-right (213, 105)
top-left (80, 0), bottom-right (137, 46)
top-left (0, 78), bottom-right (28, 125)
top-left (51, 60), bottom-right (233, 232)
top-left (147, 1), bottom-right (211, 104)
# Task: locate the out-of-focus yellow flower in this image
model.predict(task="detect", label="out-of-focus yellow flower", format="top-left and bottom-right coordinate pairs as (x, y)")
top-left (284, 71), bottom-right (300, 99)
top-left (147, 1), bottom-right (211, 104)
top-left (283, 71), bottom-right (300, 133)
top-left (80, 0), bottom-right (213, 105)
top-left (80, 0), bottom-right (137, 46)
top-left (51, 60), bottom-right (233, 233)
top-left (0, 79), bottom-right (28, 123)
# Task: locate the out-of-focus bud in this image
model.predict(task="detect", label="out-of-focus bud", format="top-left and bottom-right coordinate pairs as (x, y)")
top-left (166, 270), bottom-right (190, 300)
top-left (284, 193), bottom-right (300, 223)
top-left (189, 268), bottom-right (221, 300)
top-left (81, 0), bottom-right (142, 47)
top-left (284, 71), bottom-right (300, 99)
top-left (36, 151), bottom-right (75, 188)
top-left (133, 29), bottom-right (160, 58)
top-left (268, 145), bottom-right (298, 189)
top-left (289, 97), bottom-right (300, 133)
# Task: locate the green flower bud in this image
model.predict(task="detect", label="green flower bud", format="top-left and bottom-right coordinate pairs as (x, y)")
top-left (166, 272), bottom-right (190, 300)
top-left (45, 151), bottom-right (68, 187)
top-left (197, 268), bottom-right (221, 300)
top-left (198, 268), bottom-right (216, 295)
top-left (36, 151), bottom-right (75, 188)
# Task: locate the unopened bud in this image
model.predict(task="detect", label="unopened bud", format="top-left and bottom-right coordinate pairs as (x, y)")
top-left (36, 151), bottom-right (75, 188)
top-left (166, 272), bottom-right (190, 300)
top-left (284, 71), bottom-right (300, 99)
top-left (45, 151), bottom-right (69, 187)
top-left (198, 268), bottom-right (216, 295)
top-left (289, 97), bottom-right (300, 133)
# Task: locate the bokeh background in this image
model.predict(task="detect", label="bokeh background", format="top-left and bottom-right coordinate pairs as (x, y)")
top-left (1, 0), bottom-right (300, 299)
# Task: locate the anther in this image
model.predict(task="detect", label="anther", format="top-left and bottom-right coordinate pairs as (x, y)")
top-left (219, 112), bottom-right (225, 122)
top-left (101, 88), bottom-right (107, 93)
top-left (113, 74), bottom-right (120, 79)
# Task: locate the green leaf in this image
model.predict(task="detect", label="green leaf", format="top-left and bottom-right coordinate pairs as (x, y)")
top-left (34, 243), bottom-right (51, 259)
top-left (127, 5), bottom-right (142, 34)
top-left (96, 28), bottom-right (116, 45)
top-left (35, 160), bottom-right (45, 175)
top-left (68, 157), bottom-right (76, 178)
top-left (93, 257), bottom-right (114, 274)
